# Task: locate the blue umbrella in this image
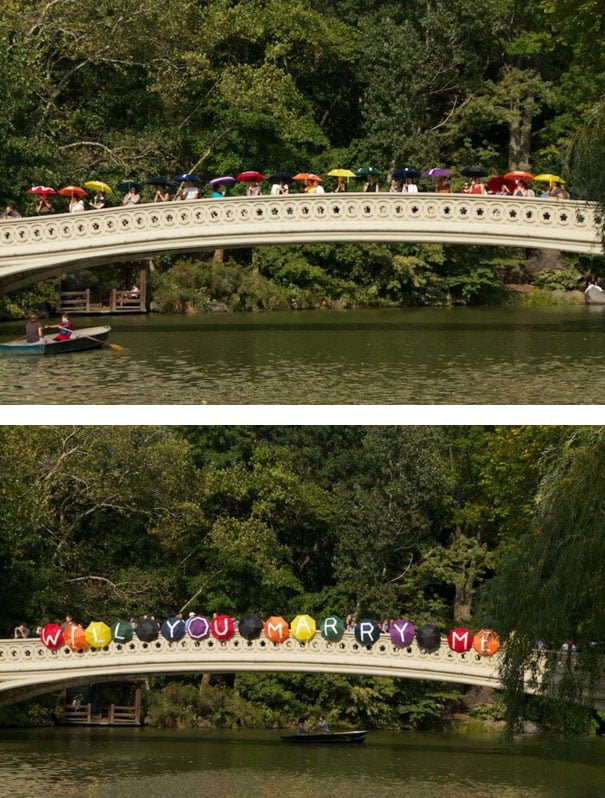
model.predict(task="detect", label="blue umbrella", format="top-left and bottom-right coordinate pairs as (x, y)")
top-left (354, 619), bottom-right (380, 646)
top-left (393, 167), bottom-right (420, 180)
top-left (161, 616), bottom-right (186, 641)
top-left (173, 173), bottom-right (202, 183)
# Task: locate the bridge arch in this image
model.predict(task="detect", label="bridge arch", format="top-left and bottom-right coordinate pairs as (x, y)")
top-left (0, 195), bottom-right (602, 293)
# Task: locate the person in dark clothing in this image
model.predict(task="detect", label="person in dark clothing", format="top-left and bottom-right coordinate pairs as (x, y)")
top-left (25, 314), bottom-right (45, 344)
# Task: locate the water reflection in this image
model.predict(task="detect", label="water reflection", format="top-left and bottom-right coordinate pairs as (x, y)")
top-left (0, 306), bottom-right (604, 404)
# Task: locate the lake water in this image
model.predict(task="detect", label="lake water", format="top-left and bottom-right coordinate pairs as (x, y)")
top-left (0, 727), bottom-right (603, 798)
top-left (1, 306), bottom-right (604, 404)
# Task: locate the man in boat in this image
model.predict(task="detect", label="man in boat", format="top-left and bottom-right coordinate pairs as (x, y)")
top-left (295, 718), bottom-right (307, 736)
top-left (316, 715), bottom-right (330, 734)
top-left (25, 314), bottom-right (46, 344)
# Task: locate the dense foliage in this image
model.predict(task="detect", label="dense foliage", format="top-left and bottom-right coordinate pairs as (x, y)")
top-left (1, 425), bottom-right (602, 735)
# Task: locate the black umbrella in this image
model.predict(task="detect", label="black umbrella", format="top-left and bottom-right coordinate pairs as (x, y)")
top-left (135, 618), bottom-right (159, 642)
top-left (354, 619), bottom-right (380, 646)
top-left (393, 166), bottom-right (421, 180)
top-left (460, 166), bottom-right (488, 178)
top-left (238, 613), bottom-right (263, 641)
top-left (416, 623), bottom-right (441, 652)
top-left (267, 173), bottom-right (293, 184)
top-left (147, 176), bottom-right (177, 188)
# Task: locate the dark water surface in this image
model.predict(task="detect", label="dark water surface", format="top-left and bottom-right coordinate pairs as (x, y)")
top-left (0, 727), bottom-right (603, 798)
top-left (1, 306), bottom-right (604, 404)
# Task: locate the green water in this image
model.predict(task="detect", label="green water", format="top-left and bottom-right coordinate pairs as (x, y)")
top-left (0, 728), bottom-right (603, 798)
top-left (1, 306), bottom-right (604, 403)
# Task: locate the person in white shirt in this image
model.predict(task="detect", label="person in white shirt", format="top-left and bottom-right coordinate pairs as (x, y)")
top-left (402, 178), bottom-right (418, 193)
top-left (270, 181), bottom-right (289, 195)
top-left (69, 197), bottom-right (85, 212)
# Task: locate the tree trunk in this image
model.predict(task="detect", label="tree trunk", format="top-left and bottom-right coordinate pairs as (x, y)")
top-left (509, 97), bottom-right (534, 171)
top-left (212, 248), bottom-right (224, 263)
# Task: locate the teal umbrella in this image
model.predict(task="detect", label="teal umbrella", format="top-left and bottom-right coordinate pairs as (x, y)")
top-left (112, 620), bottom-right (133, 643)
top-left (356, 167), bottom-right (383, 178)
top-left (320, 616), bottom-right (345, 641)
top-left (117, 179), bottom-right (142, 193)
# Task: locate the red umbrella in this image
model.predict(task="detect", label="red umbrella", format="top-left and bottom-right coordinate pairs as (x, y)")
top-left (210, 614), bottom-right (235, 640)
top-left (447, 627), bottom-right (474, 653)
top-left (486, 176), bottom-right (516, 195)
top-left (236, 171), bottom-right (265, 183)
top-left (58, 186), bottom-right (87, 198)
top-left (27, 185), bottom-right (57, 196)
top-left (40, 623), bottom-right (64, 649)
top-left (504, 170), bottom-right (534, 181)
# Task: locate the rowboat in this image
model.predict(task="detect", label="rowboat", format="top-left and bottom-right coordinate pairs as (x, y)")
top-left (280, 730), bottom-right (368, 744)
top-left (584, 286), bottom-right (605, 305)
top-left (0, 325), bottom-right (111, 355)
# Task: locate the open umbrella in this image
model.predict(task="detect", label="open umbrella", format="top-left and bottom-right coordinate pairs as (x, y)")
top-left (534, 173), bottom-right (564, 183)
top-left (473, 629), bottom-right (500, 657)
top-left (186, 615), bottom-right (210, 640)
top-left (416, 623), bottom-right (441, 652)
top-left (267, 172), bottom-right (293, 184)
top-left (161, 616), bottom-right (186, 641)
top-left (486, 176), bottom-right (516, 194)
top-left (393, 167), bottom-right (421, 180)
top-left (354, 619), bottom-right (380, 646)
top-left (84, 180), bottom-right (112, 194)
top-left (85, 621), bottom-right (112, 649)
top-left (116, 179), bottom-right (142, 193)
top-left (211, 614), bottom-right (235, 641)
top-left (58, 185), bottom-right (87, 198)
top-left (27, 185), bottom-right (57, 196)
top-left (320, 616), bottom-right (345, 641)
top-left (40, 623), bottom-right (64, 650)
top-left (291, 614), bottom-right (316, 642)
top-left (64, 624), bottom-right (87, 651)
top-left (173, 173), bottom-right (201, 183)
top-left (327, 169), bottom-right (357, 178)
top-left (292, 172), bottom-right (314, 182)
top-left (147, 176), bottom-right (177, 188)
top-left (356, 167), bottom-right (383, 178)
top-left (389, 619), bottom-right (415, 647)
top-left (504, 170), bottom-right (534, 182)
top-left (264, 616), bottom-right (289, 643)
top-left (208, 176), bottom-right (237, 188)
top-left (422, 168), bottom-right (451, 178)
top-left (460, 166), bottom-right (488, 178)
top-left (447, 627), bottom-right (474, 653)
top-left (112, 620), bottom-right (133, 643)
top-left (136, 618), bottom-right (159, 642)
top-left (236, 171), bottom-right (265, 183)
top-left (238, 613), bottom-right (264, 641)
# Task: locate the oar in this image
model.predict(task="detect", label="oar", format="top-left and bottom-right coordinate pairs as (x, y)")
top-left (81, 334), bottom-right (127, 352)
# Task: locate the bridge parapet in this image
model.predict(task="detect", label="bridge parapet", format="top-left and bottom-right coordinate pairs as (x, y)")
top-left (0, 195), bottom-right (602, 294)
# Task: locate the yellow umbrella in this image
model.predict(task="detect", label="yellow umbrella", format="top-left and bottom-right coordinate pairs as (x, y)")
top-left (533, 174), bottom-right (564, 183)
top-left (85, 621), bottom-right (112, 648)
top-left (291, 614), bottom-right (316, 642)
top-left (327, 169), bottom-right (357, 178)
top-left (84, 180), bottom-right (113, 194)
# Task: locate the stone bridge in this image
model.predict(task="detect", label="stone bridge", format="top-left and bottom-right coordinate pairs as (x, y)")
top-left (1, 636), bottom-right (604, 708)
top-left (0, 194), bottom-right (602, 293)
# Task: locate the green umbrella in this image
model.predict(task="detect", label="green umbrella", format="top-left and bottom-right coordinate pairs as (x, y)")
top-left (117, 179), bottom-right (142, 193)
top-left (355, 167), bottom-right (383, 178)
top-left (320, 616), bottom-right (345, 641)
top-left (112, 620), bottom-right (134, 643)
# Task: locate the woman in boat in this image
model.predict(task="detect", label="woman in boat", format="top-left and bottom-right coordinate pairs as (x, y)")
top-left (25, 314), bottom-right (46, 344)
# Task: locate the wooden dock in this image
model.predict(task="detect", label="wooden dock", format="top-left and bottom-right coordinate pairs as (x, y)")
top-left (60, 687), bottom-right (142, 727)
top-left (59, 269), bottom-right (147, 314)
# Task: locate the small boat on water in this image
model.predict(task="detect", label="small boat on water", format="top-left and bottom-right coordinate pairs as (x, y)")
top-left (0, 325), bottom-right (111, 355)
top-left (280, 730), bottom-right (368, 744)
top-left (584, 286), bottom-right (605, 305)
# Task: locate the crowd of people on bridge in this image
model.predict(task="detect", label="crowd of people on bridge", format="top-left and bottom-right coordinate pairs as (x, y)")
top-left (0, 167), bottom-right (573, 220)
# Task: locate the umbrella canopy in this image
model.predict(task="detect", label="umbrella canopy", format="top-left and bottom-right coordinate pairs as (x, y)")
top-left (116, 179), bottom-right (142, 193)
top-left (416, 623), bottom-right (441, 652)
top-left (460, 166), bottom-right (488, 178)
top-left (534, 173), bottom-right (564, 183)
top-left (27, 185), bottom-right (57, 196)
top-left (291, 614), bottom-right (316, 642)
top-left (320, 616), bottom-right (345, 641)
top-left (292, 172), bottom-right (312, 182)
top-left (504, 170), bottom-right (534, 182)
top-left (264, 616), bottom-right (289, 643)
top-left (173, 173), bottom-right (201, 183)
top-left (389, 619), bottom-right (415, 647)
top-left (211, 614), bottom-right (235, 641)
top-left (327, 169), bottom-right (357, 178)
top-left (422, 168), bottom-right (451, 178)
top-left (236, 171), bottom-right (265, 183)
top-left (238, 613), bottom-right (264, 640)
top-left (161, 616), bottom-right (187, 641)
top-left (354, 619), bottom-right (380, 646)
top-left (208, 176), bottom-right (237, 188)
top-left (486, 176), bottom-right (516, 194)
top-left (267, 172), bottom-right (293, 184)
top-left (85, 621), bottom-right (112, 649)
top-left (147, 176), bottom-right (177, 188)
top-left (473, 629), bottom-right (501, 657)
top-left (447, 627), bottom-right (474, 653)
top-left (84, 180), bottom-right (112, 194)
top-left (135, 618), bottom-right (159, 642)
top-left (356, 167), bottom-right (382, 178)
top-left (58, 185), bottom-right (87, 198)
top-left (64, 624), bottom-right (87, 651)
top-left (112, 620), bottom-right (133, 643)
top-left (186, 615), bottom-right (210, 640)
top-left (393, 167), bottom-right (421, 180)
top-left (40, 623), bottom-right (64, 650)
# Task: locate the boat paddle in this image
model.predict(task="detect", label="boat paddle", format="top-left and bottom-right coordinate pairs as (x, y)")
top-left (81, 335), bottom-right (127, 352)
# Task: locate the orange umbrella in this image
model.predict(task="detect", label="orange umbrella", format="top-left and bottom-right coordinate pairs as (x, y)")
top-left (292, 173), bottom-right (311, 182)
top-left (58, 186), bottom-right (87, 198)
top-left (473, 629), bottom-right (501, 657)
top-left (264, 616), bottom-right (289, 643)
top-left (504, 171), bottom-right (534, 181)
top-left (64, 624), bottom-right (87, 651)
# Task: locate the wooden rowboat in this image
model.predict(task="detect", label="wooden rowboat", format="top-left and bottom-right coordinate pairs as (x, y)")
top-left (280, 730), bottom-right (368, 744)
top-left (0, 325), bottom-right (111, 355)
top-left (584, 286), bottom-right (605, 305)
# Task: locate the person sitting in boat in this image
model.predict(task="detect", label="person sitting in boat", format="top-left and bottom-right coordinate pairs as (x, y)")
top-left (315, 715), bottom-right (330, 734)
top-left (295, 718), bottom-right (307, 736)
top-left (25, 314), bottom-right (46, 344)
top-left (51, 313), bottom-right (73, 341)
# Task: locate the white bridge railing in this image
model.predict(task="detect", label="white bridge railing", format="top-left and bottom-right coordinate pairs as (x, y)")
top-left (0, 194), bottom-right (602, 293)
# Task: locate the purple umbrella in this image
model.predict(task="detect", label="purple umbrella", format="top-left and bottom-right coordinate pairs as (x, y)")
top-left (422, 168), bottom-right (451, 178)
top-left (354, 619), bottom-right (380, 646)
top-left (208, 176), bottom-right (237, 188)
top-left (389, 618), bottom-right (415, 647)
top-left (186, 615), bottom-right (210, 640)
